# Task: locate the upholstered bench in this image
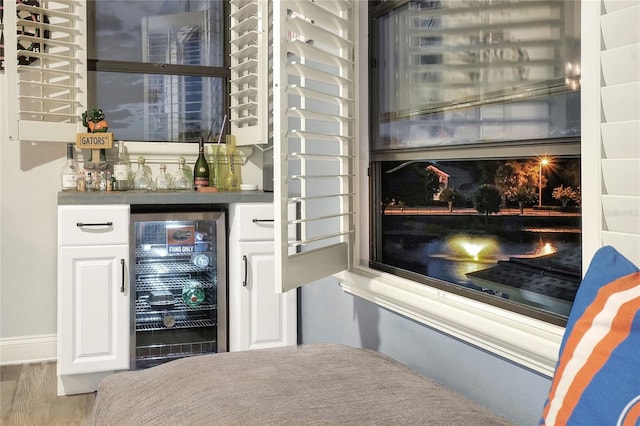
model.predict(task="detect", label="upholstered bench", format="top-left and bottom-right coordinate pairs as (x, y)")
top-left (88, 343), bottom-right (513, 425)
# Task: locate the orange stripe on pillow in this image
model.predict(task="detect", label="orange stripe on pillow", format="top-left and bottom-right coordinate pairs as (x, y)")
top-left (621, 398), bottom-right (640, 426)
top-left (554, 296), bottom-right (639, 424)
top-left (542, 272), bottom-right (640, 424)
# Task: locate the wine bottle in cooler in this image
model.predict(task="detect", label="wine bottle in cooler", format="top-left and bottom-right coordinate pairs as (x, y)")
top-left (182, 280), bottom-right (205, 307)
top-left (193, 138), bottom-right (210, 188)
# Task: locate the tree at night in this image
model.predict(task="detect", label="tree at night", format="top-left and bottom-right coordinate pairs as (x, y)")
top-left (439, 186), bottom-right (463, 212)
top-left (473, 185), bottom-right (501, 222)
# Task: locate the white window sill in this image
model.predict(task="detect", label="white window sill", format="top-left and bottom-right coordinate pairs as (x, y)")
top-left (335, 265), bottom-right (564, 377)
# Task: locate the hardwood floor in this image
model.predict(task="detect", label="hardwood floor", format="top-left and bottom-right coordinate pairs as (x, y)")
top-left (1, 362), bottom-right (94, 426)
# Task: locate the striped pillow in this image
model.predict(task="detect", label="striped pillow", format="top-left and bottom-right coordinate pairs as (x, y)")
top-left (541, 246), bottom-right (640, 426)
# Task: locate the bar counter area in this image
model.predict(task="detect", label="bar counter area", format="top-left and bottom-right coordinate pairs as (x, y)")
top-left (58, 190), bottom-right (273, 206)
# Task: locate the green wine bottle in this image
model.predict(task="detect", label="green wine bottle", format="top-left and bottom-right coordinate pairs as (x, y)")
top-left (193, 138), bottom-right (210, 188)
top-left (182, 280), bottom-right (205, 307)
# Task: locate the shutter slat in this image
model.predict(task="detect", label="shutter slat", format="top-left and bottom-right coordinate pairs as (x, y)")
top-left (288, 62), bottom-right (352, 87)
top-left (289, 130), bottom-right (351, 143)
top-left (287, 107), bottom-right (351, 125)
top-left (287, 39), bottom-right (352, 68)
top-left (289, 231), bottom-right (355, 248)
top-left (290, 212), bottom-right (356, 225)
top-left (288, 85), bottom-right (352, 105)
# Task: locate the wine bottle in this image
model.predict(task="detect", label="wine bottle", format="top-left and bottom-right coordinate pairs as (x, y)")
top-left (193, 138), bottom-right (210, 188)
top-left (182, 280), bottom-right (205, 307)
top-left (60, 143), bottom-right (81, 191)
top-left (113, 141), bottom-right (130, 191)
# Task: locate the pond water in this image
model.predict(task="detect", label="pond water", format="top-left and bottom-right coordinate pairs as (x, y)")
top-left (383, 230), bottom-right (582, 315)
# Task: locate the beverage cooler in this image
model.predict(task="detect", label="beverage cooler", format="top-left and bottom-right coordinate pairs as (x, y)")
top-left (130, 210), bottom-right (227, 369)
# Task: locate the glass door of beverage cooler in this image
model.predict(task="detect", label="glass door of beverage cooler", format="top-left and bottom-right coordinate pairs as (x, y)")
top-left (130, 211), bottom-right (227, 369)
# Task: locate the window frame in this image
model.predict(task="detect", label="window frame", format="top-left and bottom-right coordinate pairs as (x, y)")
top-left (329, 0), bottom-right (598, 377)
top-left (366, 0), bottom-right (583, 325)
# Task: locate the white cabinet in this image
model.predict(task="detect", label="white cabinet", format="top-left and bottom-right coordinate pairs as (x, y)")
top-left (228, 203), bottom-right (296, 351)
top-left (57, 205), bottom-right (130, 395)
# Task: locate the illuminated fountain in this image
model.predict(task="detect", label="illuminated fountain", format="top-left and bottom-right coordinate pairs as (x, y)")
top-left (532, 242), bottom-right (558, 257)
top-left (444, 234), bottom-right (500, 262)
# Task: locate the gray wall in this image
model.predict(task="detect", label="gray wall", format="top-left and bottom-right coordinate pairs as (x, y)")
top-left (300, 277), bottom-right (553, 426)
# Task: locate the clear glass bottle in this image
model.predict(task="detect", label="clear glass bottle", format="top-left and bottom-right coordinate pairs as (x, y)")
top-left (106, 171), bottom-right (113, 191)
top-left (155, 163), bottom-right (172, 190)
top-left (181, 156), bottom-right (194, 182)
top-left (133, 156), bottom-right (152, 190)
top-left (172, 157), bottom-right (192, 190)
top-left (86, 172), bottom-right (95, 192)
top-left (113, 141), bottom-right (131, 191)
top-left (193, 138), bottom-right (210, 188)
top-left (60, 143), bottom-right (81, 191)
top-left (98, 171), bottom-right (107, 191)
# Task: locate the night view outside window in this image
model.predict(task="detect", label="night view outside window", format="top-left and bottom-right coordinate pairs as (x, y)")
top-left (370, 0), bottom-right (581, 323)
top-left (88, 0), bottom-right (228, 142)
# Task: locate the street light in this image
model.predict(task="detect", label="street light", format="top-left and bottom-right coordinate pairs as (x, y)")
top-left (538, 158), bottom-right (549, 208)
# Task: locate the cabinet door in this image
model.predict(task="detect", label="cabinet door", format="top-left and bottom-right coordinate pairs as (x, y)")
top-left (58, 245), bottom-right (129, 375)
top-left (231, 241), bottom-right (296, 351)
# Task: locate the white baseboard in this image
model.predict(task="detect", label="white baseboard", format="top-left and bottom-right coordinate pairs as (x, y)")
top-left (0, 334), bottom-right (57, 365)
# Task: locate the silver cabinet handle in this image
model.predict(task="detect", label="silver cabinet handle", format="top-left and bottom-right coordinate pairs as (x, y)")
top-left (120, 259), bottom-right (125, 293)
top-left (76, 222), bottom-right (113, 227)
top-left (242, 255), bottom-right (248, 287)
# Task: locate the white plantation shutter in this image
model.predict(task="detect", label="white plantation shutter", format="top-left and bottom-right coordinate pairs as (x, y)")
top-left (4, 0), bottom-right (87, 142)
top-left (583, 0), bottom-right (640, 267)
top-left (229, 0), bottom-right (269, 146)
top-left (273, 0), bottom-right (357, 292)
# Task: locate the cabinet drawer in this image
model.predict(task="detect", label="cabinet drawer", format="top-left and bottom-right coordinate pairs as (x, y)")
top-left (233, 203), bottom-right (275, 241)
top-left (58, 205), bottom-right (129, 246)
top-left (232, 203), bottom-right (296, 241)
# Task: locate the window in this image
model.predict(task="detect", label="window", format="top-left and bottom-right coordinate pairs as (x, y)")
top-left (369, 0), bottom-right (581, 325)
top-left (87, 0), bottom-right (229, 142)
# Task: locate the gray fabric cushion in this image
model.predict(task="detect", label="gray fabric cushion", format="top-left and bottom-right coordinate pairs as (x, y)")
top-left (89, 343), bottom-right (513, 425)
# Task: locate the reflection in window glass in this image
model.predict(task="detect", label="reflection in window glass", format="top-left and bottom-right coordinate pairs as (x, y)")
top-left (89, 0), bottom-right (227, 142)
top-left (376, 92), bottom-right (580, 150)
top-left (372, 0), bottom-right (581, 151)
top-left (92, 1), bottom-right (224, 66)
top-left (94, 72), bottom-right (224, 142)
top-left (377, 158), bottom-right (581, 317)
